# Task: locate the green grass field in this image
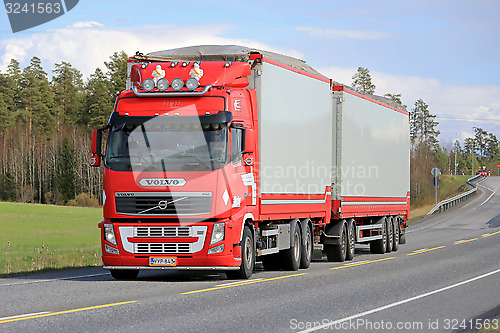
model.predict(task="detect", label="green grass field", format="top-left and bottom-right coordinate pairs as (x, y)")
top-left (0, 202), bottom-right (103, 276)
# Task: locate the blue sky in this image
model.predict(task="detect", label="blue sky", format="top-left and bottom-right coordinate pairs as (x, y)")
top-left (1, 0), bottom-right (499, 147)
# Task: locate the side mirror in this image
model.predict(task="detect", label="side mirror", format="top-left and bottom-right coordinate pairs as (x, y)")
top-left (90, 127), bottom-right (106, 167)
top-left (244, 128), bottom-right (255, 154)
top-left (91, 129), bottom-right (102, 155)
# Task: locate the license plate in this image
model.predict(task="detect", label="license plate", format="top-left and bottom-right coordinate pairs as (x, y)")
top-left (149, 257), bottom-right (176, 267)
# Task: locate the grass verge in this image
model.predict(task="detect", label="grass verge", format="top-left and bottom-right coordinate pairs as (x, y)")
top-left (409, 175), bottom-right (472, 223)
top-left (0, 202), bottom-right (103, 276)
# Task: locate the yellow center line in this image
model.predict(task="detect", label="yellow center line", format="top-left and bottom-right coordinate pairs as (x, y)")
top-left (482, 230), bottom-right (500, 238)
top-left (182, 272), bottom-right (307, 295)
top-left (407, 246), bottom-right (445, 256)
top-left (330, 257), bottom-right (396, 270)
top-left (454, 238), bottom-right (478, 245)
top-left (0, 301), bottom-right (137, 324)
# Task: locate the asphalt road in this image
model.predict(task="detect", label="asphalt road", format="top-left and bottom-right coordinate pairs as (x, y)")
top-left (1, 177), bottom-right (500, 333)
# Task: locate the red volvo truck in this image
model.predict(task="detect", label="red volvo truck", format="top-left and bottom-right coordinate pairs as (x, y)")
top-left (90, 45), bottom-right (410, 279)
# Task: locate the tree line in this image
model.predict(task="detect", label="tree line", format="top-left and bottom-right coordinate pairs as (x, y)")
top-left (353, 67), bottom-right (500, 206)
top-left (0, 52), bottom-right (128, 205)
top-left (0, 59), bottom-right (498, 208)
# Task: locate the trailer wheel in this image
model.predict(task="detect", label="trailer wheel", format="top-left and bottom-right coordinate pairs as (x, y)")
top-left (282, 221), bottom-right (301, 271)
top-left (325, 223), bottom-right (347, 262)
top-left (110, 269), bottom-right (139, 280)
top-left (345, 220), bottom-right (356, 261)
top-left (226, 226), bottom-right (255, 279)
top-left (386, 217), bottom-right (393, 253)
top-left (370, 218), bottom-right (386, 254)
top-left (398, 217), bottom-right (407, 245)
top-left (392, 217), bottom-right (400, 251)
top-left (299, 223), bottom-right (312, 269)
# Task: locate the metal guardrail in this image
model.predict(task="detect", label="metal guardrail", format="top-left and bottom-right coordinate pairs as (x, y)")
top-left (426, 175), bottom-right (481, 215)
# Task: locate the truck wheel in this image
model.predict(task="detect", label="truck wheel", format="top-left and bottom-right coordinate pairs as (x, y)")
top-left (110, 269), bottom-right (139, 280)
top-left (325, 223), bottom-right (347, 262)
top-left (386, 217), bottom-right (393, 253)
top-left (370, 218), bottom-right (386, 254)
top-left (345, 220), bottom-right (356, 261)
top-left (226, 226), bottom-right (255, 279)
top-left (299, 223), bottom-right (312, 269)
top-left (399, 218), bottom-right (407, 245)
top-left (392, 217), bottom-right (400, 251)
top-left (282, 221), bottom-right (301, 271)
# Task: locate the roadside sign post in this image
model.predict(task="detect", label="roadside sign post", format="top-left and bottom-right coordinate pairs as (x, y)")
top-left (497, 164), bottom-right (499, 176)
top-left (431, 168), bottom-right (441, 205)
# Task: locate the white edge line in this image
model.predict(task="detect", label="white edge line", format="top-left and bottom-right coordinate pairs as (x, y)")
top-left (0, 273), bottom-right (110, 287)
top-left (216, 278), bottom-right (262, 287)
top-left (0, 311), bottom-right (51, 321)
top-left (480, 191), bottom-right (496, 206)
top-left (298, 268), bottom-right (500, 333)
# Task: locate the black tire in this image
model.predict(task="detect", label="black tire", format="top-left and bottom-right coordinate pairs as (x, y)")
top-left (299, 223), bottom-right (312, 269)
top-left (345, 220), bottom-right (356, 261)
top-left (399, 218), bottom-right (407, 245)
top-left (226, 226), bottom-right (255, 279)
top-left (282, 221), bottom-right (301, 271)
top-left (325, 223), bottom-right (347, 262)
top-left (110, 269), bottom-right (139, 280)
top-left (370, 218), bottom-right (387, 254)
top-left (386, 217), bottom-right (393, 253)
top-left (392, 217), bottom-right (400, 251)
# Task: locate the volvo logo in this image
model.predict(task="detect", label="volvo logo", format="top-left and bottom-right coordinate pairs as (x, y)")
top-left (158, 200), bottom-right (169, 210)
top-left (139, 178), bottom-right (186, 187)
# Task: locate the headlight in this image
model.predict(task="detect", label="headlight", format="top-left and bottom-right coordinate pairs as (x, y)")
top-left (104, 223), bottom-right (117, 245)
top-left (208, 244), bottom-right (224, 255)
top-left (210, 223), bottom-right (225, 245)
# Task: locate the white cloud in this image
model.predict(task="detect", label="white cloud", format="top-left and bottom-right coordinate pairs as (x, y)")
top-left (319, 66), bottom-right (500, 143)
top-left (297, 26), bottom-right (393, 40)
top-left (0, 21), bottom-right (298, 79)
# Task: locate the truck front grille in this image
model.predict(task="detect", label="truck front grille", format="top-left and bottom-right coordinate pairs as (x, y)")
top-left (135, 226), bottom-right (190, 237)
top-left (118, 225), bottom-right (208, 255)
top-left (135, 243), bottom-right (191, 254)
top-left (115, 192), bottom-right (212, 216)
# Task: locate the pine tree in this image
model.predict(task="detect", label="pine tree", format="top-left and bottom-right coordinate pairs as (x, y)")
top-left (21, 57), bottom-right (54, 138)
top-left (83, 68), bottom-right (114, 128)
top-left (105, 51), bottom-right (128, 95)
top-left (52, 61), bottom-right (84, 124)
top-left (410, 99), bottom-right (440, 150)
top-left (352, 67), bottom-right (375, 94)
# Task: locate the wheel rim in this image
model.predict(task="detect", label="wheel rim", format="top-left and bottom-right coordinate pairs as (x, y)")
top-left (382, 221), bottom-right (386, 247)
top-left (305, 228), bottom-right (312, 259)
top-left (293, 230), bottom-right (300, 261)
top-left (350, 225), bottom-right (355, 253)
top-left (341, 227), bottom-right (347, 253)
top-left (388, 221), bottom-right (393, 245)
top-left (244, 236), bottom-right (253, 269)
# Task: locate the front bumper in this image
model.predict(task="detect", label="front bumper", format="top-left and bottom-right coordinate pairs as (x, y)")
top-left (103, 265), bottom-right (239, 271)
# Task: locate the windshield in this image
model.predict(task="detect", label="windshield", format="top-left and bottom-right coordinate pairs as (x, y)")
top-left (105, 115), bottom-right (229, 172)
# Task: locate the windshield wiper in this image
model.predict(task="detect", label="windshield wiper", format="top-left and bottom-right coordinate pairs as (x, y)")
top-left (164, 154), bottom-right (213, 170)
